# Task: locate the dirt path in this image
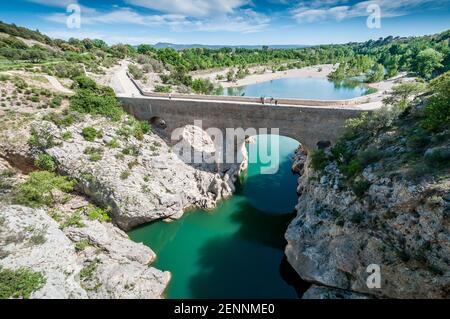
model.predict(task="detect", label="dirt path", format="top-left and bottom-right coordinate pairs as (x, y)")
top-left (43, 75), bottom-right (73, 94)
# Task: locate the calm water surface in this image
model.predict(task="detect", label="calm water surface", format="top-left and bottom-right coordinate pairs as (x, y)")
top-left (128, 135), bottom-right (303, 299)
top-left (222, 77), bottom-right (371, 100)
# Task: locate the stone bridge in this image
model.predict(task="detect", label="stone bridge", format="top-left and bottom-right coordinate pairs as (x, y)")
top-left (118, 94), bottom-right (378, 152)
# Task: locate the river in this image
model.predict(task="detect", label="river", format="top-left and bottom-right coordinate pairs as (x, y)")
top-left (129, 135), bottom-right (305, 298)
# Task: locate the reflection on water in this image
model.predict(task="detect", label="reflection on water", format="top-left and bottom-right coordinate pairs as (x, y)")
top-left (128, 136), bottom-right (305, 299)
top-left (221, 77), bottom-right (372, 100)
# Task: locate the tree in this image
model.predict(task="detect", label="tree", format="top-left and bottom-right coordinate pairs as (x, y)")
top-left (414, 48), bottom-right (443, 79)
top-left (422, 71), bottom-right (450, 132)
top-left (367, 63), bottom-right (385, 83)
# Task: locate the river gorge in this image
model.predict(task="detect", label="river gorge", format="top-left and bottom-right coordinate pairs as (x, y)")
top-left (129, 135), bottom-right (306, 298)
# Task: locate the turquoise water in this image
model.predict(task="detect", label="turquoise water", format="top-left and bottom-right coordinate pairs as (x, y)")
top-left (222, 77), bottom-right (371, 100)
top-left (128, 135), bottom-right (303, 299)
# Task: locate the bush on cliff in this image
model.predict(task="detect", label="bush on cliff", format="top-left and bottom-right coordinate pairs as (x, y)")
top-left (70, 76), bottom-right (124, 121)
top-left (13, 171), bottom-right (76, 208)
top-left (0, 267), bottom-right (46, 299)
top-left (422, 71), bottom-right (450, 132)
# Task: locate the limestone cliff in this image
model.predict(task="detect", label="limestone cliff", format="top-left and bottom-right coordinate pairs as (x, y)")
top-left (286, 98), bottom-right (450, 298)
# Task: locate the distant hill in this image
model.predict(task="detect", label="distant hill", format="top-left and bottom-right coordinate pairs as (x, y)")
top-left (152, 42), bottom-right (310, 50)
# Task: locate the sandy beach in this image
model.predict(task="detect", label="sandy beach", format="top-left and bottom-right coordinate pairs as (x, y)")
top-left (192, 64), bottom-right (337, 88)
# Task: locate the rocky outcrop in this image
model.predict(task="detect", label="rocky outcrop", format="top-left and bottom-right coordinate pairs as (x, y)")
top-left (2, 115), bottom-right (245, 231)
top-left (286, 144), bottom-right (450, 299)
top-left (0, 205), bottom-right (170, 299)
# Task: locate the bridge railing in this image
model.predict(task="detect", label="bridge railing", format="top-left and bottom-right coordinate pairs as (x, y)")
top-left (126, 72), bottom-right (378, 107)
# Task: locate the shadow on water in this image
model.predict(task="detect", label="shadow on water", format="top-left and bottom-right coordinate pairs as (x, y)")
top-left (129, 135), bottom-right (309, 299)
top-left (187, 171), bottom-right (306, 299)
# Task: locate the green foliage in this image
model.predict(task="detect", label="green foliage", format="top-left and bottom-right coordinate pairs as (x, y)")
top-left (50, 96), bottom-right (63, 108)
top-left (0, 267), bottom-right (46, 299)
top-left (352, 180), bottom-right (371, 198)
top-left (61, 131), bottom-right (73, 141)
top-left (311, 150), bottom-right (329, 171)
top-left (128, 64), bottom-right (144, 79)
top-left (341, 159), bottom-right (363, 179)
top-left (42, 110), bottom-right (83, 128)
top-left (367, 63), bottom-right (385, 83)
top-left (422, 71), bottom-right (450, 132)
top-left (61, 212), bottom-right (85, 229)
top-left (70, 86), bottom-right (123, 121)
top-left (120, 170), bottom-right (131, 180)
top-left (357, 147), bottom-right (382, 166)
top-left (34, 154), bottom-right (56, 172)
top-left (14, 171), bottom-right (75, 208)
top-left (82, 127), bottom-right (102, 142)
top-left (106, 138), bottom-right (120, 148)
top-left (75, 240), bottom-right (90, 252)
top-left (83, 147), bottom-right (104, 162)
top-left (28, 126), bottom-right (57, 150)
top-left (192, 78), bottom-right (215, 94)
top-left (414, 48), bottom-right (443, 79)
top-left (79, 259), bottom-right (100, 282)
top-left (154, 85), bottom-right (171, 93)
top-left (87, 206), bottom-right (111, 223)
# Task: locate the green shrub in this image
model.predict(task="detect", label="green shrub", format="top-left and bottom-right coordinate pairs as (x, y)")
top-left (61, 212), bottom-right (85, 229)
top-left (13, 171), bottom-right (75, 208)
top-left (61, 131), bottom-right (73, 141)
top-left (28, 126), bottom-right (57, 151)
top-left (128, 64), bottom-right (144, 79)
top-left (120, 170), bottom-right (131, 180)
top-left (87, 206), bottom-right (111, 223)
top-left (75, 240), bottom-right (90, 252)
top-left (34, 154), bottom-right (56, 172)
top-left (107, 138), bottom-right (120, 148)
top-left (83, 147), bottom-right (103, 162)
top-left (154, 85), bottom-right (171, 93)
top-left (425, 147), bottom-right (450, 167)
top-left (311, 150), bottom-right (329, 171)
top-left (357, 147), bottom-right (382, 166)
top-left (0, 74), bottom-right (10, 81)
top-left (422, 71), bottom-right (450, 132)
top-left (352, 180), bottom-right (371, 198)
top-left (43, 111), bottom-right (82, 128)
top-left (50, 96), bottom-right (63, 108)
top-left (341, 159), bottom-right (363, 179)
top-left (0, 267), bottom-right (46, 299)
top-left (72, 75), bottom-right (97, 90)
top-left (70, 87), bottom-right (123, 121)
top-left (82, 127), bottom-right (101, 142)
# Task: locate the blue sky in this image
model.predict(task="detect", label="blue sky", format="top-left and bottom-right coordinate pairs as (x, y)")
top-left (1, 0), bottom-right (449, 45)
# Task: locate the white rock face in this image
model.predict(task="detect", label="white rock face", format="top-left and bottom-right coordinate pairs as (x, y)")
top-left (285, 147), bottom-right (450, 299)
top-left (0, 205), bottom-right (170, 299)
top-left (0, 205), bottom-right (87, 299)
top-left (30, 117), bottom-right (246, 230)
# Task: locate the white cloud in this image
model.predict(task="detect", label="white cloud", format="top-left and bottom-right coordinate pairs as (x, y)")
top-left (44, 6), bottom-right (270, 34)
top-left (292, 0), bottom-right (447, 23)
top-left (124, 0), bottom-right (250, 17)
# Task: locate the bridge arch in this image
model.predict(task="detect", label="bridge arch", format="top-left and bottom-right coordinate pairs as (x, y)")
top-left (119, 96), bottom-right (363, 152)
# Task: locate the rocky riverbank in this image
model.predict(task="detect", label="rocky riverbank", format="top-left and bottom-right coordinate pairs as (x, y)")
top-left (286, 100), bottom-right (450, 299)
